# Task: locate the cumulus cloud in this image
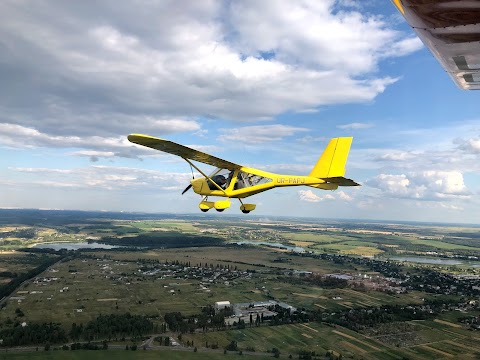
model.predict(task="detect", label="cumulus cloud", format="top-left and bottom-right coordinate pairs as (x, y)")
top-left (456, 137), bottom-right (480, 154)
top-left (374, 151), bottom-right (417, 162)
top-left (0, 0), bottom-right (420, 142)
top-left (0, 123), bottom-right (222, 161)
top-left (299, 190), bottom-right (326, 202)
top-left (337, 191), bottom-right (353, 201)
top-left (0, 123), bottom-right (149, 158)
top-left (10, 165), bottom-right (193, 192)
top-left (298, 189), bottom-right (352, 202)
top-left (366, 171), bottom-right (470, 201)
top-left (337, 122), bottom-right (374, 130)
top-left (218, 125), bottom-right (308, 144)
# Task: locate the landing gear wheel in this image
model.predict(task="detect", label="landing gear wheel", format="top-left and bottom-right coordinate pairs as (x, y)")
top-left (216, 209), bottom-right (224, 212)
top-left (242, 210), bottom-right (250, 214)
top-left (200, 209), bottom-right (209, 212)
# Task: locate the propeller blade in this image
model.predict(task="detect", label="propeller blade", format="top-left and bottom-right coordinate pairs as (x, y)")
top-left (181, 184), bottom-right (192, 195)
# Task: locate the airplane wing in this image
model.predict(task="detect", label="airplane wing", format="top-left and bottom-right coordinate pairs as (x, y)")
top-left (128, 134), bottom-right (242, 170)
top-left (392, 0), bottom-right (480, 90)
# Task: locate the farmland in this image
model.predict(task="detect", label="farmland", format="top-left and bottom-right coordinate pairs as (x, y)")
top-left (0, 210), bottom-right (480, 359)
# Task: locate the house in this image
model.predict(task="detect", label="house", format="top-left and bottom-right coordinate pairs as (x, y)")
top-left (215, 301), bottom-right (231, 312)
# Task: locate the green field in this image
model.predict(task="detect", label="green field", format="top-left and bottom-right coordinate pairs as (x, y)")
top-left (0, 349), bottom-right (270, 360)
top-left (2, 212), bottom-right (480, 360)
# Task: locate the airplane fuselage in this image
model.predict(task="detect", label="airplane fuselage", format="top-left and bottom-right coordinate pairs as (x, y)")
top-left (191, 167), bottom-right (337, 199)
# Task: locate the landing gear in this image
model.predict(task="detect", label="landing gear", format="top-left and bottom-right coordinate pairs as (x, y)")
top-left (239, 203), bottom-right (256, 214)
top-left (199, 198), bottom-right (231, 212)
top-left (199, 200), bottom-right (214, 212)
top-left (214, 200), bottom-right (230, 211)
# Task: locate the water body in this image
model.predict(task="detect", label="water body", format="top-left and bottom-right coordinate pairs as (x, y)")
top-left (390, 256), bottom-right (464, 265)
top-left (233, 241), bottom-right (305, 252)
top-left (32, 242), bottom-right (120, 250)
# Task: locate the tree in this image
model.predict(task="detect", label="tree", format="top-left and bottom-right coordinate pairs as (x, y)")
top-left (226, 341), bottom-right (238, 351)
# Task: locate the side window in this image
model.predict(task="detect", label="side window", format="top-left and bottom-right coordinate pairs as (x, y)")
top-left (235, 171), bottom-right (272, 190)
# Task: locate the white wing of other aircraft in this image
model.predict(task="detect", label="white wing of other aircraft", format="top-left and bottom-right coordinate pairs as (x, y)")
top-left (392, 0), bottom-right (480, 90)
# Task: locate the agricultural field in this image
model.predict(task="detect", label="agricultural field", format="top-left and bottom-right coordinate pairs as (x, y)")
top-left (1, 246), bottom-right (418, 324)
top-left (1, 210), bottom-right (480, 359)
top-left (0, 349), bottom-right (268, 360)
top-left (2, 209), bottom-right (480, 262)
top-left (181, 319), bottom-right (480, 359)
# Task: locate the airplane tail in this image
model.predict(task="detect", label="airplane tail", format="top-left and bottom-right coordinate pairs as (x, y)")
top-left (309, 137), bottom-right (360, 187)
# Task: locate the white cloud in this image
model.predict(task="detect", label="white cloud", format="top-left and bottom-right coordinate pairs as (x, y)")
top-left (0, 123), bottom-right (217, 161)
top-left (298, 189), bottom-right (353, 202)
top-left (70, 151), bottom-right (116, 162)
top-left (456, 137), bottom-right (480, 154)
top-left (366, 171), bottom-right (470, 201)
top-left (10, 165), bottom-right (193, 192)
top-left (337, 191), bottom-right (353, 201)
top-left (374, 151), bottom-right (417, 162)
top-left (0, 1), bottom-right (419, 141)
top-left (299, 190), bottom-right (324, 202)
top-left (337, 122), bottom-right (374, 130)
top-left (218, 125), bottom-right (308, 144)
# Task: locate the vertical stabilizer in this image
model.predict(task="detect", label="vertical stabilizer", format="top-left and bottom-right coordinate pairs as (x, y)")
top-left (309, 137), bottom-right (353, 178)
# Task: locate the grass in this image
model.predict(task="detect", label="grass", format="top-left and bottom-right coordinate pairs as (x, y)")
top-left (0, 349), bottom-right (272, 360)
top-left (0, 247), bottom-right (426, 326)
top-left (181, 322), bottom-right (397, 358)
top-left (2, 217), bottom-right (480, 360)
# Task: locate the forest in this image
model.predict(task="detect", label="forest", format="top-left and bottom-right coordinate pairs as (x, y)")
top-left (0, 313), bottom-right (153, 346)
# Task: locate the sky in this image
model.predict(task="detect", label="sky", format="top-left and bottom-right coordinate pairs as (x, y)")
top-left (0, 0), bottom-right (479, 223)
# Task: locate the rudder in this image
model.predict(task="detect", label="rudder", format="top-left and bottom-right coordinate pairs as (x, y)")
top-left (309, 137), bottom-right (353, 178)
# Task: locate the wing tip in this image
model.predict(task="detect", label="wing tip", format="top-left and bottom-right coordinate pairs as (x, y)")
top-left (128, 134), bottom-right (167, 144)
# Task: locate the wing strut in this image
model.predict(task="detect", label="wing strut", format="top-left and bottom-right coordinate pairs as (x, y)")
top-left (182, 158), bottom-right (228, 195)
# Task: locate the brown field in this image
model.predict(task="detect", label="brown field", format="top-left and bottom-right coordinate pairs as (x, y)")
top-left (340, 340), bottom-right (367, 354)
top-left (332, 330), bottom-right (382, 352)
top-left (433, 319), bottom-right (462, 328)
top-left (298, 323), bottom-right (319, 333)
top-left (421, 344), bottom-right (454, 358)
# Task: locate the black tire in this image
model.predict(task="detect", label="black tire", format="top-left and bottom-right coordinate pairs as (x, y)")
top-left (200, 209), bottom-right (209, 212)
top-left (242, 210), bottom-right (250, 214)
top-left (216, 209), bottom-right (224, 212)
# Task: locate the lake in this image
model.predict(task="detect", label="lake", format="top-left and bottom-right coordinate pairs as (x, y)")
top-left (390, 256), bottom-right (465, 265)
top-left (233, 241), bottom-right (305, 252)
top-left (32, 242), bottom-right (120, 250)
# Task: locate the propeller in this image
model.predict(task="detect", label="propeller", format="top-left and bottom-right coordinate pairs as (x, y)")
top-left (181, 184), bottom-right (192, 195)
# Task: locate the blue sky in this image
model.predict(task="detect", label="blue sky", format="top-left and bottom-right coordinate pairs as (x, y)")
top-left (1, 0), bottom-right (479, 223)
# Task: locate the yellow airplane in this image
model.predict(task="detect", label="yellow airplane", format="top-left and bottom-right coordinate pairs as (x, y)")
top-left (128, 134), bottom-right (359, 213)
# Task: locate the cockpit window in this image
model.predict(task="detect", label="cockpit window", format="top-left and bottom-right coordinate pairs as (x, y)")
top-left (235, 171), bottom-right (272, 190)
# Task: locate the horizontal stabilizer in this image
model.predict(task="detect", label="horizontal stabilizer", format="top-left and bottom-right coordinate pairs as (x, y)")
top-left (321, 176), bottom-right (360, 187)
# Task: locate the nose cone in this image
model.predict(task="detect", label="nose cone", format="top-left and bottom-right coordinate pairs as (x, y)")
top-left (191, 178), bottom-right (206, 194)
